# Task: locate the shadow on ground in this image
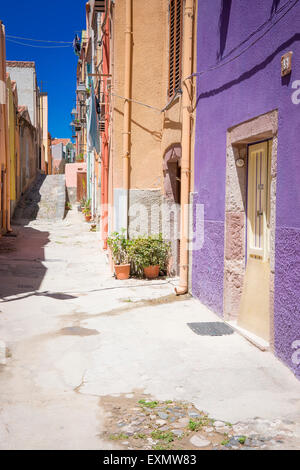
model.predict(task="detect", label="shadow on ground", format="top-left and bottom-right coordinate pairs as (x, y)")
top-left (0, 224), bottom-right (49, 299)
top-left (13, 173), bottom-right (46, 223)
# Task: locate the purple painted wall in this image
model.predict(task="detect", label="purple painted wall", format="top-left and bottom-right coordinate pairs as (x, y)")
top-left (193, 0), bottom-right (300, 377)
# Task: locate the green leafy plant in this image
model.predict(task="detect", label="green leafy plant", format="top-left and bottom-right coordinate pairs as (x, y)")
top-left (79, 197), bottom-right (86, 212)
top-left (138, 399), bottom-right (159, 409)
top-left (152, 443), bottom-right (173, 450)
top-left (221, 439), bottom-right (230, 446)
top-left (188, 415), bottom-right (211, 432)
top-left (151, 430), bottom-right (174, 443)
top-left (128, 234), bottom-right (170, 277)
top-left (133, 433), bottom-right (147, 440)
top-left (76, 153), bottom-right (84, 162)
top-left (107, 229), bottom-right (130, 265)
top-left (65, 202), bottom-right (72, 210)
top-left (82, 198), bottom-right (91, 215)
top-left (109, 433), bottom-right (128, 440)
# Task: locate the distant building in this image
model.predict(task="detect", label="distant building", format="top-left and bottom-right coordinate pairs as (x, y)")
top-left (6, 61), bottom-right (39, 128)
top-left (52, 138), bottom-right (75, 163)
top-left (6, 61), bottom-right (41, 173)
top-left (51, 142), bottom-right (65, 174)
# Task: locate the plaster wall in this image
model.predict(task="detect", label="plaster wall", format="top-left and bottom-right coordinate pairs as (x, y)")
top-left (65, 162), bottom-right (87, 188)
top-left (193, 0), bottom-right (300, 377)
top-left (65, 162), bottom-right (87, 204)
top-left (7, 77), bottom-right (17, 206)
top-left (111, 0), bottom-right (167, 194)
top-left (19, 122), bottom-right (37, 194)
top-left (7, 64), bottom-right (37, 127)
top-left (52, 143), bottom-right (64, 161)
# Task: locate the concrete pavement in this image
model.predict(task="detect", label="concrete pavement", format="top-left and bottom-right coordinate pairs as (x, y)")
top-left (0, 209), bottom-right (299, 449)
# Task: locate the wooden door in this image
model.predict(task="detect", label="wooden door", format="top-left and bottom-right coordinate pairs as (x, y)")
top-left (77, 171), bottom-right (87, 202)
top-left (238, 140), bottom-right (272, 341)
top-left (247, 141), bottom-right (271, 262)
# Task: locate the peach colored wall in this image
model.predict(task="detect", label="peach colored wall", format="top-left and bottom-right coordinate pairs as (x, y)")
top-left (112, 0), bottom-right (168, 191)
top-left (65, 162), bottom-right (87, 188)
top-left (111, 0), bottom-right (197, 195)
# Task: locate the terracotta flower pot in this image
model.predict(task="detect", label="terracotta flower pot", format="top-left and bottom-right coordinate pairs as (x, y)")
top-left (115, 263), bottom-right (131, 280)
top-left (85, 214), bottom-right (92, 222)
top-left (144, 265), bottom-right (160, 279)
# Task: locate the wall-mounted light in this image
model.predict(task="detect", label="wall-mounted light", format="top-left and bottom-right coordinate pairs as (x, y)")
top-left (236, 158), bottom-right (245, 168)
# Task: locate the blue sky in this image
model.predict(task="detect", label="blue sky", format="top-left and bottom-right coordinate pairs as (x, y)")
top-left (1, 0), bottom-right (85, 140)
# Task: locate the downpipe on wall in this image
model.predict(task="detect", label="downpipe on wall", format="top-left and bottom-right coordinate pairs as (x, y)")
top-left (175, 0), bottom-right (194, 296)
top-left (122, 0), bottom-right (132, 237)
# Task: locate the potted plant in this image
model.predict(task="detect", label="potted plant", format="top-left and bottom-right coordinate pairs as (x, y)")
top-left (74, 119), bottom-right (81, 131)
top-left (128, 234), bottom-right (171, 279)
top-left (82, 198), bottom-right (92, 222)
top-left (78, 196), bottom-right (86, 212)
top-left (107, 229), bottom-right (131, 280)
top-left (76, 153), bottom-right (84, 162)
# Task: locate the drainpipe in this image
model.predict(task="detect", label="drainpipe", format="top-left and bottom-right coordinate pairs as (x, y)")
top-left (101, 7), bottom-right (110, 250)
top-left (175, 0), bottom-right (194, 295)
top-left (122, 0), bottom-right (132, 236)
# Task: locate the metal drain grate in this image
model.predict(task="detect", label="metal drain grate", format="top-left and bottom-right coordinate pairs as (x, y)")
top-left (187, 322), bottom-right (234, 336)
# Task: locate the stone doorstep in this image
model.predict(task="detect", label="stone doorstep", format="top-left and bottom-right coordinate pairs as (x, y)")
top-left (226, 320), bottom-right (270, 352)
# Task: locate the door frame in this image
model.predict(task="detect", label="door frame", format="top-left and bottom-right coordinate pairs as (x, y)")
top-left (224, 110), bottom-right (278, 348)
top-left (246, 138), bottom-right (272, 264)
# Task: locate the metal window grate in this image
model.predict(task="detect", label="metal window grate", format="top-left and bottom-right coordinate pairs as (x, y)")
top-left (187, 322), bottom-right (234, 336)
top-left (168, 0), bottom-right (183, 97)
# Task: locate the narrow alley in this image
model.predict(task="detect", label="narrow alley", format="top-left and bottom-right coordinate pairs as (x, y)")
top-left (0, 207), bottom-right (300, 450)
top-left (1, 0), bottom-right (300, 456)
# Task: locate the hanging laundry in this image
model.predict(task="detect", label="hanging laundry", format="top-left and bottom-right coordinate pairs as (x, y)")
top-left (73, 34), bottom-right (81, 56)
top-left (95, 96), bottom-right (101, 115)
top-left (87, 81), bottom-right (100, 154)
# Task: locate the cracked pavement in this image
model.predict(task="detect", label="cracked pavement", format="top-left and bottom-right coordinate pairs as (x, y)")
top-left (0, 209), bottom-right (300, 450)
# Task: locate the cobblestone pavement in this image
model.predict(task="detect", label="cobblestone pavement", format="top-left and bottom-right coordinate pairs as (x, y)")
top-left (100, 393), bottom-right (300, 450)
top-left (0, 209), bottom-right (299, 450)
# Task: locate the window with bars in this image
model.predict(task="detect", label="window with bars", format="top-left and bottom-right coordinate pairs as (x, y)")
top-left (168, 0), bottom-right (183, 97)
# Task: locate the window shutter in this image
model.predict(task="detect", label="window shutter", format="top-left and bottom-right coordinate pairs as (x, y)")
top-left (168, 0), bottom-right (183, 97)
top-left (94, 0), bottom-right (106, 13)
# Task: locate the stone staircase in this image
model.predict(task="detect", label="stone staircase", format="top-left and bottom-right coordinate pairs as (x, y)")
top-left (13, 173), bottom-right (66, 222)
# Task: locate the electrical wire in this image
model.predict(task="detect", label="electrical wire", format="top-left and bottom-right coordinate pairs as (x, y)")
top-left (6, 38), bottom-right (72, 48)
top-left (112, 92), bottom-right (162, 113)
top-left (184, 0), bottom-right (300, 81)
top-left (220, 0), bottom-right (294, 62)
top-left (6, 34), bottom-right (72, 44)
top-left (110, 1), bottom-right (299, 114)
